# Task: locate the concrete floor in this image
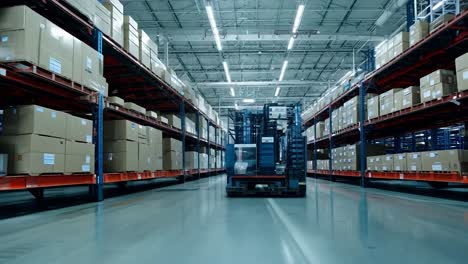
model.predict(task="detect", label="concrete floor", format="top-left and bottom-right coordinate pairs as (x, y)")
top-left (0, 175), bottom-right (467, 264)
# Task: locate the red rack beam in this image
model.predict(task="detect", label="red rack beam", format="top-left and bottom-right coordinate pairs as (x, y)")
top-left (0, 174), bottom-right (96, 191)
top-left (308, 170), bottom-right (361, 177)
top-left (366, 171), bottom-right (468, 183)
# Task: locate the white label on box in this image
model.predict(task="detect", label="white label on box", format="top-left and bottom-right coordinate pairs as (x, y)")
top-left (430, 79), bottom-right (435, 86)
top-left (432, 164), bottom-right (442, 171)
top-left (413, 154), bottom-right (418, 159)
top-left (36, 107), bottom-right (44, 113)
top-left (85, 155), bottom-right (91, 164)
top-left (49, 57), bottom-right (62, 74)
top-left (81, 165), bottom-right (90, 172)
top-left (386, 156), bottom-right (391, 161)
top-left (43, 153), bottom-right (55, 165)
top-left (0, 68), bottom-right (6, 76)
top-left (395, 166), bottom-right (401, 170)
top-left (131, 123), bottom-right (136, 129)
top-left (399, 155), bottom-right (404, 160)
top-left (382, 166), bottom-right (387, 170)
top-left (1, 36), bottom-right (8, 42)
top-left (464, 71), bottom-right (468, 80)
top-left (400, 174), bottom-right (404, 179)
top-left (423, 90), bottom-right (431, 98)
top-left (51, 111), bottom-right (57, 118)
top-left (86, 135), bottom-right (92, 143)
top-left (430, 152), bottom-right (437, 158)
top-left (411, 165), bottom-right (417, 171)
top-left (108, 153), bottom-right (113, 161)
top-left (86, 57), bottom-right (93, 71)
top-left (81, 119), bottom-right (87, 125)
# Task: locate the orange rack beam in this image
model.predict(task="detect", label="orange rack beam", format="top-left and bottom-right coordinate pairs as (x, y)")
top-left (0, 174), bottom-right (96, 191)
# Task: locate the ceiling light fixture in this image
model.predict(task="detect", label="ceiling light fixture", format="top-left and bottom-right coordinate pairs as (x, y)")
top-left (206, 5), bottom-right (222, 51)
top-left (243, 98), bottom-right (256, 103)
top-left (230, 87), bottom-right (235, 97)
top-left (287, 37), bottom-right (295, 50)
top-left (223, 61), bottom-right (231, 83)
top-left (278, 60), bottom-right (288, 81)
top-left (275, 86), bottom-right (281, 97)
top-left (292, 4), bottom-right (305, 33)
top-left (433, 0), bottom-right (446, 10)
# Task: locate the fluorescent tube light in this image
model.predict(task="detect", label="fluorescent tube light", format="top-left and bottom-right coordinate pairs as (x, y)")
top-left (279, 60), bottom-right (288, 81)
top-left (275, 86), bottom-right (281, 97)
top-left (243, 99), bottom-right (255, 103)
top-left (433, 0), bottom-right (446, 10)
top-left (230, 87), bottom-right (235, 97)
top-left (287, 37), bottom-right (295, 50)
top-left (292, 4), bottom-right (305, 33)
top-left (223, 61), bottom-right (231, 83)
top-left (206, 5), bottom-right (222, 51)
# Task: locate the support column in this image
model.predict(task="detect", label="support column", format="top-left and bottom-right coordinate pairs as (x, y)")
top-left (180, 102), bottom-right (186, 182)
top-left (196, 111), bottom-right (200, 179)
top-left (359, 81), bottom-right (367, 188)
top-left (93, 93), bottom-right (104, 201)
top-left (328, 107), bottom-right (335, 182)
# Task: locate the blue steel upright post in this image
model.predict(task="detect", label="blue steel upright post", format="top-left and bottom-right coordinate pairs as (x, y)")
top-left (207, 119), bottom-right (210, 176)
top-left (180, 102), bottom-right (186, 182)
top-left (313, 118), bottom-right (318, 173)
top-left (359, 81), bottom-right (367, 187)
top-left (215, 126), bottom-right (218, 171)
top-left (196, 111), bottom-right (200, 179)
top-left (328, 106), bottom-right (334, 181)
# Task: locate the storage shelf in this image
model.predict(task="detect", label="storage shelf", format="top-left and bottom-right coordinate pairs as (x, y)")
top-left (0, 174), bottom-right (96, 191)
top-left (308, 170), bottom-right (468, 183)
top-left (307, 124), bottom-right (360, 147)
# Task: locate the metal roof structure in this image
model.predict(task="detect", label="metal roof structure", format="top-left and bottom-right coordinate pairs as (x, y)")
top-left (121, 0), bottom-right (407, 114)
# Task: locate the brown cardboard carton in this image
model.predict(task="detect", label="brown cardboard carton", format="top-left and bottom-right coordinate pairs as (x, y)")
top-left (0, 6), bottom-right (45, 65)
top-left (102, 0), bottom-right (124, 46)
top-left (162, 138), bottom-right (182, 153)
top-left (379, 89), bottom-right (402, 115)
top-left (146, 111), bottom-right (158, 119)
top-left (382, 154), bottom-right (394, 171)
top-left (146, 127), bottom-right (163, 146)
top-left (422, 151), bottom-right (449, 171)
top-left (138, 142), bottom-right (151, 171)
top-left (138, 124), bottom-right (147, 142)
top-left (103, 140), bottom-right (138, 172)
top-left (72, 38), bottom-right (101, 92)
top-left (124, 102), bottom-right (146, 114)
top-left (367, 96), bottom-right (379, 120)
top-left (432, 83), bottom-right (456, 99)
top-left (163, 151), bottom-right (182, 170)
top-left (422, 150), bottom-right (468, 172)
top-left (394, 90), bottom-right (403, 112)
top-left (166, 114), bottom-right (182, 129)
top-left (159, 116), bottom-right (169, 124)
top-left (104, 120), bottom-right (138, 142)
top-left (456, 52), bottom-right (468, 92)
top-left (455, 52), bottom-right (468, 72)
top-left (66, 114), bottom-right (93, 143)
top-left (3, 105), bottom-right (66, 138)
top-left (64, 0), bottom-right (95, 20)
top-left (108, 96), bottom-right (125, 106)
top-left (0, 134), bottom-right (65, 174)
top-left (123, 16), bottom-right (139, 58)
top-left (409, 20), bottom-right (429, 46)
top-left (138, 29), bottom-right (151, 68)
top-left (151, 56), bottom-right (166, 78)
top-left (402, 86), bottom-right (420, 109)
top-left (407, 152), bottom-right (422, 171)
top-left (393, 153), bottom-right (407, 171)
top-left (65, 140), bottom-right (94, 173)
top-left (185, 151), bottom-right (198, 169)
top-left (94, 1), bottom-right (111, 36)
top-left (428, 69), bottom-right (456, 86)
top-left (430, 14), bottom-right (455, 32)
top-left (420, 86), bottom-right (433, 103)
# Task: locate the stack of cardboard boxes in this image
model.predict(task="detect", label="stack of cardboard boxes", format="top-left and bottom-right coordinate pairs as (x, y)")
top-left (0, 105), bottom-right (94, 175)
top-left (379, 88), bottom-right (402, 115)
top-left (367, 86), bottom-right (421, 119)
top-left (456, 52), bottom-right (468, 92)
top-left (420, 69), bottom-right (456, 103)
top-left (368, 150), bottom-right (468, 173)
top-left (332, 144), bottom-right (385, 171)
top-left (162, 138), bottom-right (182, 170)
top-left (185, 151), bottom-right (198, 170)
top-left (102, 0), bottom-right (124, 46)
top-left (123, 16), bottom-right (139, 59)
top-left (0, 6), bottom-right (108, 95)
top-left (104, 120), bottom-right (139, 172)
top-left (146, 126), bottom-right (163, 171)
top-left (375, 31), bottom-right (409, 69)
top-left (166, 114), bottom-right (181, 130)
top-left (409, 20), bottom-right (429, 47)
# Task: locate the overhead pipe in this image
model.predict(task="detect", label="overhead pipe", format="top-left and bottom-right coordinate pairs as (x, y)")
top-left (375, 0), bottom-right (411, 27)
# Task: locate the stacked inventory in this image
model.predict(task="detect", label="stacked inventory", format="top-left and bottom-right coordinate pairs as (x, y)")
top-left (162, 138), bottom-right (182, 170)
top-left (420, 70), bottom-right (456, 103)
top-left (0, 105), bottom-right (94, 174)
top-left (332, 144), bottom-right (385, 171)
top-left (104, 120), bottom-right (139, 172)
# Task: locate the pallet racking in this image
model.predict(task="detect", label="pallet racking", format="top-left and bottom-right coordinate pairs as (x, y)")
top-left (0, 0), bottom-right (225, 201)
top-left (304, 10), bottom-right (468, 186)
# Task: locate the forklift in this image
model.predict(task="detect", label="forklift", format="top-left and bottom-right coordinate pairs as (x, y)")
top-left (225, 103), bottom-right (307, 197)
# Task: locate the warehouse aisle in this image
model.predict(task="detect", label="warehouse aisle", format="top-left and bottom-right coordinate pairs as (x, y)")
top-left (0, 176), bottom-right (467, 264)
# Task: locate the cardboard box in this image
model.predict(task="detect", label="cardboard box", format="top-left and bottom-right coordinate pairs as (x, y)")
top-left (422, 150), bottom-right (468, 172)
top-left (409, 20), bottom-right (429, 47)
top-left (146, 111), bottom-right (158, 119)
top-left (102, 0), bottom-right (124, 46)
top-left (138, 142), bottom-right (151, 171)
top-left (166, 114), bottom-right (181, 129)
top-left (108, 96), bottom-right (125, 106)
top-left (138, 29), bottom-right (151, 68)
top-left (3, 105), bottom-right (66, 138)
top-left (185, 151), bottom-right (198, 169)
top-left (104, 140), bottom-right (138, 172)
top-left (393, 153), bottom-right (407, 171)
top-left (151, 56), bottom-right (166, 78)
top-left (159, 116), bottom-right (169, 124)
top-left (379, 88), bottom-right (402, 115)
top-left (394, 90), bottom-right (403, 112)
top-left (367, 96), bottom-right (379, 120)
top-left (124, 102), bottom-right (146, 114)
top-left (430, 14), bottom-right (455, 32)
top-left (0, 134), bottom-right (65, 175)
top-left (72, 38), bottom-right (101, 92)
top-left (64, 0), bottom-right (95, 20)
top-left (0, 6), bottom-right (45, 65)
top-left (137, 125), bottom-right (147, 142)
top-left (401, 86), bottom-right (420, 109)
top-left (66, 114), bottom-right (93, 143)
top-left (162, 138), bottom-right (182, 153)
top-left (104, 120), bottom-right (138, 141)
top-left (420, 86), bottom-right (433, 103)
top-left (123, 16), bottom-right (139, 58)
top-left (65, 140), bottom-right (94, 173)
top-left (432, 82), bottom-right (456, 99)
top-left (382, 154), bottom-right (394, 171)
top-left (455, 52), bottom-right (468, 92)
top-left (163, 151), bottom-right (182, 170)
top-left (407, 152), bottom-right (422, 171)
top-left (94, 1), bottom-right (111, 36)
